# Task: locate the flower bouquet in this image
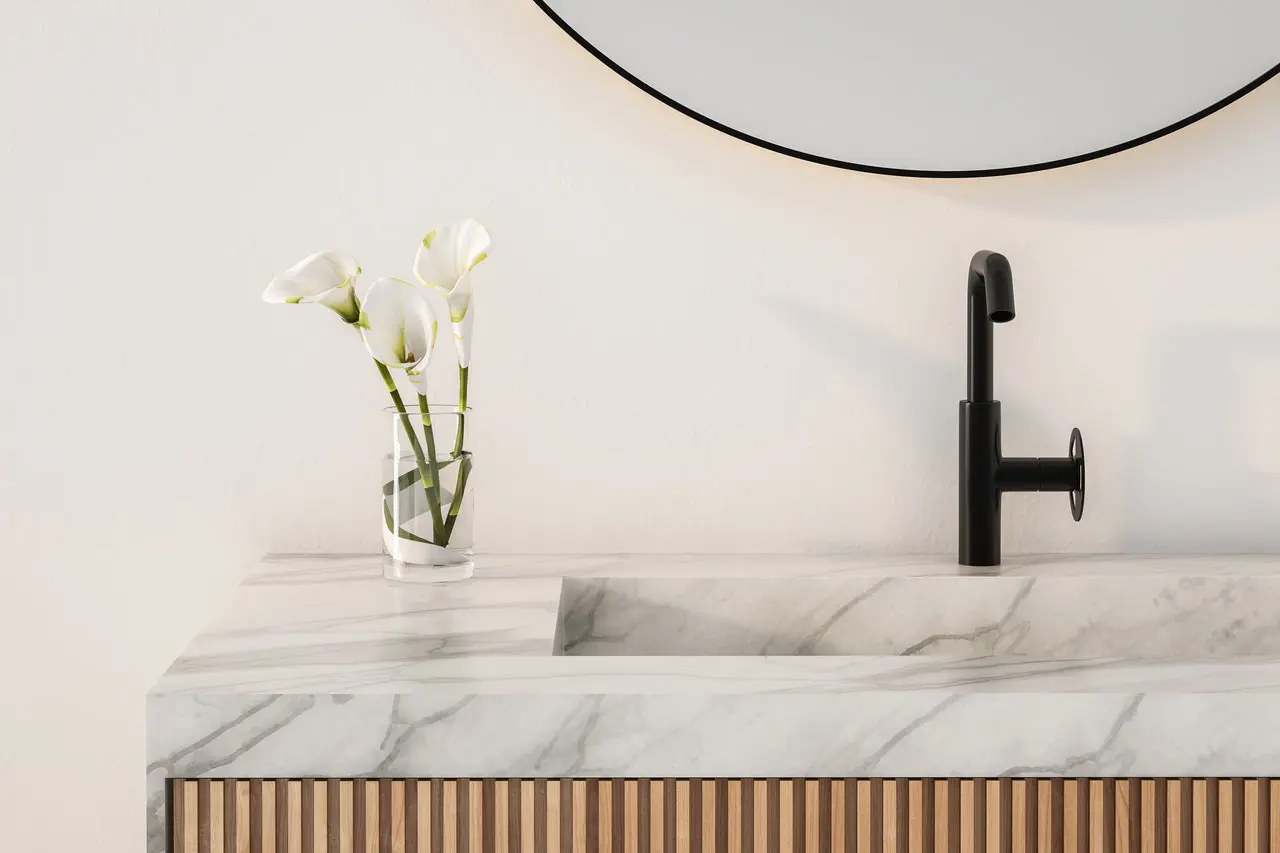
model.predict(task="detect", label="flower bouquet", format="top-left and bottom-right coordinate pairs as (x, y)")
top-left (264, 220), bottom-right (489, 581)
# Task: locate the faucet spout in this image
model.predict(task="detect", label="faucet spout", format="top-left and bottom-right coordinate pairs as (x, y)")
top-left (969, 250), bottom-right (1015, 323)
top-left (966, 250), bottom-right (1015, 402)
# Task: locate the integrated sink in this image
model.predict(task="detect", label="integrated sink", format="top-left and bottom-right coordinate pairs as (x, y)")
top-left (557, 576), bottom-right (1280, 658)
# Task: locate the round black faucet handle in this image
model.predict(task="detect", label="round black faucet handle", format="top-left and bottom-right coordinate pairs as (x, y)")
top-left (1069, 427), bottom-right (1085, 522)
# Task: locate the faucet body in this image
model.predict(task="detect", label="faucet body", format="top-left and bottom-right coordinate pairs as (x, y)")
top-left (960, 251), bottom-right (1085, 567)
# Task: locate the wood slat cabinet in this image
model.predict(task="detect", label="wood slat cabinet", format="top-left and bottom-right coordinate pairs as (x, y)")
top-left (169, 778), bottom-right (1280, 853)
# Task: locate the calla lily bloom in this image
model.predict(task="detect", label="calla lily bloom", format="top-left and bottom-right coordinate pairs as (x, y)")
top-left (359, 277), bottom-right (438, 390)
top-left (412, 220), bottom-right (490, 367)
top-left (262, 251), bottom-right (362, 323)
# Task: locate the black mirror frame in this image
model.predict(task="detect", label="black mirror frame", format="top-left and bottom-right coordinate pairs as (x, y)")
top-left (533, 0), bottom-right (1280, 179)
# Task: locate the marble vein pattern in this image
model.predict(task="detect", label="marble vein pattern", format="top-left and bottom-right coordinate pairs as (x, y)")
top-left (146, 553), bottom-right (1280, 852)
top-left (559, 575), bottom-right (1280, 657)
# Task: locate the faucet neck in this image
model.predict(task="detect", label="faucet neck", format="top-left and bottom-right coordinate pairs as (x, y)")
top-left (967, 272), bottom-right (995, 402)
top-left (966, 251), bottom-right (1015, 403)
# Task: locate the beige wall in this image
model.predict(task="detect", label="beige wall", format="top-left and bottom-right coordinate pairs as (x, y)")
top-left (2, 0), bottom-right (1278, 848)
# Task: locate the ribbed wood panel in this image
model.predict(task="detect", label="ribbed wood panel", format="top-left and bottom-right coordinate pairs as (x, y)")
top-left (170, 778), bottom-right (1279, 853)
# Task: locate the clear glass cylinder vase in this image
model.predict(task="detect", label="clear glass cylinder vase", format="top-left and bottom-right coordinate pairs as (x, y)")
top-left (382, 404), bottom-right (474, 582)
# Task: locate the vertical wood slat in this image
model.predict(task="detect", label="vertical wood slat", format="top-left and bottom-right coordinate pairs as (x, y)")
top-left (1063, 780), bottom-right (1079, 853)
top-left (1010, 780), bottom-right (1027, 853)
top-left (332, 780), bottom-right (344, 853)
top-left (494, 780), bottom-right (508, 853)
top-left (546, 780), bottom-right (561, 853)
top-left (1116, 780), bottom-right (1130, 853)
top-left (471, 780), bottom-right (484, 853)
top-left (931, 780), bottom-right (949, 853)
top-left (719, 779), bottom-right (733, 853)
top-left (1146, 778), bottom-right (1167, 850)
top-left (830, 780), bottom-right (846, 853)
top-left (573, 780), bottom-right (588, 853)
top-left (1194, 779), bottom-right (1209, 853)
top-left (364, 780), bottom-right (378, 853)
top-left (182, 780), bottom-right (195, 853)
top-left (599, 779), bottom-right (613, 853)
top-left (1175, 780), bottom-right (1185, 853)
top-left (1270, 779), bottom-right (1280, 853)
top-left (313, 781), bottom-right (328, 853)
top-left (1205, 778), bottom-right (1219, 853)
top-left (1221, 779), bottom-right (1240, 853)
top-left (196, 779), bottom-right (211, 853)
top-left (211, 780), bottom-right (225, 853)
top-left (857, 780), bottom-right (874, 853)
top-left (754, 779), bottom-right (768, 853)
top-left (533, 780), bottom-right (548, 853)
top-left (236, 780), bottom-right (252, 853)
top-left (726, 780), bottom-right (742, 853)
top-left (561, 780), bottom-right (573, 853)
top-left (777, 779), bottom-right (791, 853)
top-left (289, 780), bottom-right (304, 853)
top-left (886, 779), bottom-right (906, 853)
top-left (966, 781), bottom-right (979, 853)
top-left (169, 776), bottom-right (1280, 853)
top-left (262, 781), bottom-right (277, 853)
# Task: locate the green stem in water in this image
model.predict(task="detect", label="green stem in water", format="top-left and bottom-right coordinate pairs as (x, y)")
top-left (452, 365), bottom-right (469, 458)
top-left (376, 360), bottom-right (446, 543)
top-left (443, 454), bottom-right (473, 541)
top-left (441, 363), bottom-right (472, 543)
top-left (416, 391), bottom-right (446, 537)
top-left (383, 501), bottom-right (433, 544)
top-left (382, 466), bottom-right (421, 496)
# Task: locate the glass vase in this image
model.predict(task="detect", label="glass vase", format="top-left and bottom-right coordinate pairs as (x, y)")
top-left (382, 404), bottom-right (474, 582)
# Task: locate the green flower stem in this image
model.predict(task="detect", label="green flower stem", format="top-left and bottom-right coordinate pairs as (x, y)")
top-left (381, 466), bottom-right (421, 496)
top-left (376, 360), bottom-right (446, 543)
top-left (452, 365), bottom-right (469, 458)
top-left (416, 391), bottom-right (447, 539)
top-left (441, 364), bottom-right (471, 543)
top-left (443, 454), bottom-right (473, 541)
top-left (383, 501), bottom-right (433, 544)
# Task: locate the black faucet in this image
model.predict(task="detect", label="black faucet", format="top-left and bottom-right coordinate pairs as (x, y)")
top-left (960, 250), bottom-right (1086, 566)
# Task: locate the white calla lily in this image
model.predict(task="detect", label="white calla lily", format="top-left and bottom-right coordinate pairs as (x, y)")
top-left (263, 251), bottom-right (362, 323)
top-left (359, 277), bottom-right (438, 390)
top-left (412, 220), bottom-right (490, 367)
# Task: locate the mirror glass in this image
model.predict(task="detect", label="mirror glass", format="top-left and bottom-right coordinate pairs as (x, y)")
top-left (535, 0), bottom-right (1280, 176)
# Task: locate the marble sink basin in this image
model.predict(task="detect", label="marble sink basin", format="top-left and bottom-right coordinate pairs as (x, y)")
top-left (557, 575), bottom-right (1280, 657)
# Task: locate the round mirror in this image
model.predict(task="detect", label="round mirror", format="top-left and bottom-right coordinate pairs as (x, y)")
top-left (534, 0), bottom-right (1280, 176)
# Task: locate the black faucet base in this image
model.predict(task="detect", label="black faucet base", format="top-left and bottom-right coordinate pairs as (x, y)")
top-left (958, 401), bottom-right (1087, 567)
top-left (959, 400), bottom-right (1002, 567)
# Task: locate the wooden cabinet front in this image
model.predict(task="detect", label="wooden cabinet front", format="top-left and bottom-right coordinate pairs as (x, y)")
top-left (169, 777), bottom-right (1280, 852)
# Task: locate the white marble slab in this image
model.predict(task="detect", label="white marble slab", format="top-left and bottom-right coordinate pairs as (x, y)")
top-left (560, 575), bottom-right (1280, 657)
top-left (145, 553), bottom-right (1280, 851)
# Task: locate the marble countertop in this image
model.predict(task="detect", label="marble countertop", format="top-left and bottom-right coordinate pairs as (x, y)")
top-left (146, 553), bottom-right (1280, 850)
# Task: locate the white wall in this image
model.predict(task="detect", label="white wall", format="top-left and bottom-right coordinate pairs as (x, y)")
top-left (1, 0), bottom-right (1278, 848)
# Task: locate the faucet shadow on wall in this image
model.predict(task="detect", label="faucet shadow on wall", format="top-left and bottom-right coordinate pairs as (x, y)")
top-left (769, 295), bottom-right (1061, 553)
top-left (771, 293), bottom-right (1280, 554)
top-left (1118, 324), bottom-right (1280, 551)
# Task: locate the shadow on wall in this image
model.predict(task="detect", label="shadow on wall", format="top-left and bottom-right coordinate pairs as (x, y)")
top-left (1118, 324), bottom-right (1280, 552)
top-left (894, 79), bottom-right (1280, 224)
top-left (773, 300), bottom-right (1280, 553)
top-left (769, 297), bottom-right (1059, 544)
